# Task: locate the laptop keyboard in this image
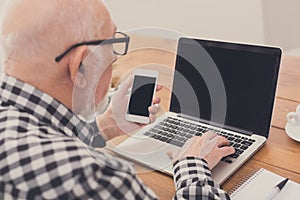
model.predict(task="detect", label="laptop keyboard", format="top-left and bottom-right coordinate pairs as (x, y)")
top-left (143, 117), bottom-right (256, 164)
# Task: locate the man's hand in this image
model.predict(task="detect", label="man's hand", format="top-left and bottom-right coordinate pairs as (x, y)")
top-left (168, 131), bottom-right (235, 169)
top-left (97, 77), bottom-right (162, 140)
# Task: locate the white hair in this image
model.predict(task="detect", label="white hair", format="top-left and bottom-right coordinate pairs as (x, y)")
top-left (0, 0), bottom-right (106, 67)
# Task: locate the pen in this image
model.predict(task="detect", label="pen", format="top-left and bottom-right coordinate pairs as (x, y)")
top-left (264, 178), bottom-right (289, 200)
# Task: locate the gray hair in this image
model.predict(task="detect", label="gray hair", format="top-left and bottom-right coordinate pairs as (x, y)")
top-left (0, 0), bottom-right (105, 67)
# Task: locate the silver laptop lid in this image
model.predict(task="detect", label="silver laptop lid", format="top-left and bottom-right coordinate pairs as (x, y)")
top-left (169, 38), bottom-right (281, 138)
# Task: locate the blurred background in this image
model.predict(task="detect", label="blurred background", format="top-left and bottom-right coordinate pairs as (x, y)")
top-left (1, 0), bottom-right (300, 71)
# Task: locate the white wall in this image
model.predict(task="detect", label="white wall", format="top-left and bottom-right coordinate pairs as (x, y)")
top-left (105, 0), bottom-right (265, 44)
top-left (0, 0), bottom-right (299, 59)
top-left (262, 0), bottom-right (300, 56)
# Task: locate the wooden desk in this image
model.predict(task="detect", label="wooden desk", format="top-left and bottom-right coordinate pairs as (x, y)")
top-left (108, 38), bottom-right (300, 199)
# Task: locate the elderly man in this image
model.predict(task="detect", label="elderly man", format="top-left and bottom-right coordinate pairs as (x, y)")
top-left (0, 0), bottom-right (234, 199)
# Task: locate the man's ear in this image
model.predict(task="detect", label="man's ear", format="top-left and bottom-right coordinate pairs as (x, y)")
top-left (68, 46), bottom-right (88, 89)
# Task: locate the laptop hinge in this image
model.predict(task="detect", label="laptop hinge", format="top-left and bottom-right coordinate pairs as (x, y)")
top-left (178, 113), bottom-right (253, 136)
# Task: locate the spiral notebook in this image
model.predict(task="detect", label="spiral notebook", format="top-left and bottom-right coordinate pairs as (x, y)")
top-left (229, 168), bottom-right (300, 200)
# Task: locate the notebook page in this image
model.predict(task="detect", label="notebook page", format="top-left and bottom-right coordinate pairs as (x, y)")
top-left (230, 168), bottom-right (300, 200)
top-left (273, 181), bottom-right (300, 200)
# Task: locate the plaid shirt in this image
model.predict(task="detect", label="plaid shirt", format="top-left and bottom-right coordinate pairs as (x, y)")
top-left (0, 73), bottom-right (230, 199)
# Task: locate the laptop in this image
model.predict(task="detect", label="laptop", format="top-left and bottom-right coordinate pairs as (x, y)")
top-left (112, 37), bottom-right (282, 184)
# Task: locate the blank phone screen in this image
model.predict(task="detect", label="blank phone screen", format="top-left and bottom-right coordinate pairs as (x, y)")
top-left (127, 75), bottom-right (156, 117)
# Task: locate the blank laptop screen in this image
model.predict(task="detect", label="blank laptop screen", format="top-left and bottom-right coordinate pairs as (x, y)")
top-left (170, 38), bottom-right (281, 137)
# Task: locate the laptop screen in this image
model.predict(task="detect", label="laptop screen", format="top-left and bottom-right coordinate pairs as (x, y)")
top-left (170, 38), bottom-right (281, 137)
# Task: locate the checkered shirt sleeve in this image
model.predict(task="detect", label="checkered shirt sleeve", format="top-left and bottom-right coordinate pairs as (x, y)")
top-left (173, 157), bottom-right (230, 200)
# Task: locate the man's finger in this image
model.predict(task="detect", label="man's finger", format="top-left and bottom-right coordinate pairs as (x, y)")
top-left (149, 114), bottom-right (156, 123)
top-left (218, 146), bottom-right (235, 157)
top-left (167, 149), bottom-right (175, 159)
top-left (216, 136), bottom-right (230, 147)
top-left (148, 104), bottom-right (159, 114)
top-left (156, 84), bottom-right (163, 92)
top-left (203, 131), bottom-right (218, 140)
top-left (152, 96), bottom-right (161, 104)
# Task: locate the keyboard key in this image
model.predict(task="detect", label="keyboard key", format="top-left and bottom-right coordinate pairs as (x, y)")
top-left (235, 149), bottom-right (244, 155)
top-left (153, 135), bottom-right (161, 140)
top-left (233, 143), bottom-right (241, 148)
top-left (169, 140), bottom-right (184, 147)
top-left (158, 137), bottom-right (168, 142)
top-left (196, 128), bottom-right (203, 132)
top-left (160, 131), bottom-right (167, 136)
top-left (150, 128), bottom-right (160, 133)
top-left (174, 136), bottom-right (181, 140)
top-left (156, 125), bottom-right (163, 130)
top-left (185, 134), bottom-right (193, 138)
top-left (184, 124), bottom-right (190, 128)
top-left (162, 127), bottom-right (169, 131)
top-left (234, 138), bottom-right (242, 143)
top-left (165, 138), bottom-right (172, 143)
top-left (202, 128), bottom-right (208, 133)
top-left (166, 123), bottom-right (172, 128)
top-left (159, 121), bottom-right (166, 125)
top-left (183, 128), bottom-right (189, 132)
top-left (240, 145), bottom-right (249, 150)
top-left (179, 132), bottom-right (186, 136)
top-left (195, 132), bottom-right (202, 136)
top-left (229, 153), bottom-right (239, 158)
top-left (241, 141), bottom-right (253, 146)
top-left (171, 125), bottom-right (178, 129)
top-left (144, 132), bottom-right (153, 136)
top-left (222, 134), bottom-right (229, 139)
top-left (178, 127), bottom-right (184, 131)
top-left (221, 157), bottom-right (233, 163)
top-left (168, 120), bottom-right (174, 124)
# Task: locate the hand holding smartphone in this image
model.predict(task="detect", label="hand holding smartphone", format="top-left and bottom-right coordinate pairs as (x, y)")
top-left (125, 69), bottom-right (159, 124)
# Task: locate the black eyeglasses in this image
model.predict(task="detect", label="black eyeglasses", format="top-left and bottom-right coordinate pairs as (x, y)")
top-left (55, 32), bottom-right (130, 62)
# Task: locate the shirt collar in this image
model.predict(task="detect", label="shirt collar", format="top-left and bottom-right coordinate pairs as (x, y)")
top-left (0, 73), bottom-right (105, 147)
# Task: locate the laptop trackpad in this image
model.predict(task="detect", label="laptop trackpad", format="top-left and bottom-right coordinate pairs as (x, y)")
top-left (143, 145), bottom-right (175, 172)
top-left (115, 137), bottom-right (173, 159)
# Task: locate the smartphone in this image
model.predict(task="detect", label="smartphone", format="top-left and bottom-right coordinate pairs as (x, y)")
top-left (126, 69), bottom-right (159, 124)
